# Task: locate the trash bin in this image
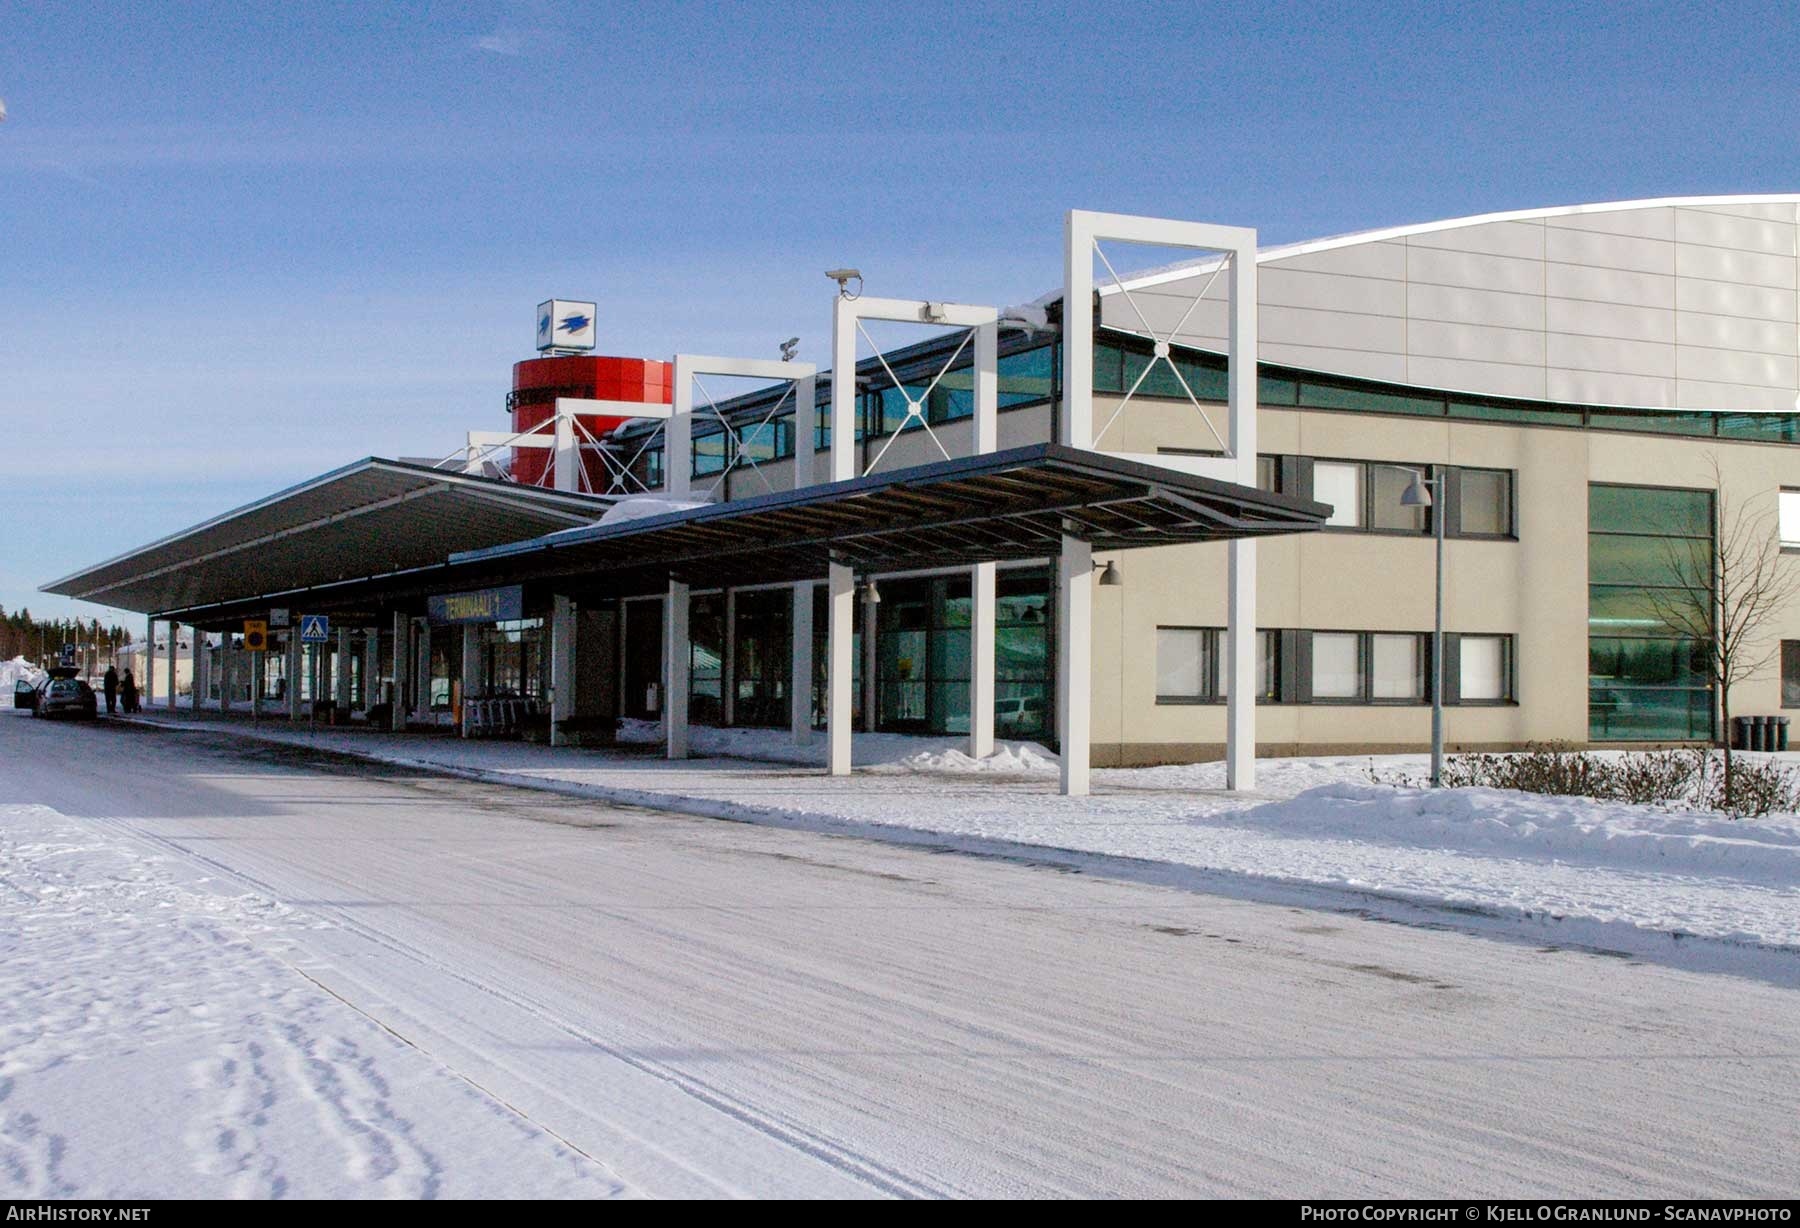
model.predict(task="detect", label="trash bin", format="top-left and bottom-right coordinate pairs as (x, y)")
top-left (1732, 715), bottom-right (1751, 750)
top-left (1751, 715), bottom-right (1770, 752)
top-left (1778, 716), bottom-right (1791, 752)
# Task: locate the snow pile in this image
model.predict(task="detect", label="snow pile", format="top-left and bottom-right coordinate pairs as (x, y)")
top-left (0, 656), bottom-right (44, 694)
top-left (596, 495), bottom-right (712, 526)
top-left (875, 741), bottom-right (1059, 775)
top-left (0, 803), bottom-right (627, 1198)
top-left (615, 717), bottom-right (1056, 773)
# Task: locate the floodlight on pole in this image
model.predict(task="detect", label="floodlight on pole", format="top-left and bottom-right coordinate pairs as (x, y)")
top-left (825, 268), bottom-right (863, 299)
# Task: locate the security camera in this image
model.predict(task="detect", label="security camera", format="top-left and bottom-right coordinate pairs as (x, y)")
top-left (825, 268), bottom-right (863, 299)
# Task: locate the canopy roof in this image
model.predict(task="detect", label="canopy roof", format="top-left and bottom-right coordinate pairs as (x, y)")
top-left (451, 443), bottom-right (1328, 595)
top-left (45, 446), bottom-right (1327, 624)
top-left (40, 459), bottom-right (617, 617)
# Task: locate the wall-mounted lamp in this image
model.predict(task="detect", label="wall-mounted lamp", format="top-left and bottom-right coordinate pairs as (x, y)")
top-left (1095, 560), bottom-right (1122, 587)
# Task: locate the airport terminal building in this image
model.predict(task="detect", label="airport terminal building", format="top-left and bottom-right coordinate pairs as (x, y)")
top-left (45, 195), bottom-right (1800, 779)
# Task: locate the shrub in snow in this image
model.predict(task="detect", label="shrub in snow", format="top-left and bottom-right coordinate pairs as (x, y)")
top-left (1370, 742), bottom-right (1800, 819)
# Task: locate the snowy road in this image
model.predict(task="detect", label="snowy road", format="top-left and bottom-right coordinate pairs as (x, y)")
top-left (4, 713), bottom-right (1798, 1198)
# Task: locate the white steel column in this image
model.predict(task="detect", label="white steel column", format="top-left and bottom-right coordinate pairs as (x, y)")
top-left (794, 374), bottom-right (817, 487)
top-left (860, 589), bottom-right (877, 733)
top-left (721, 589), bottom-right (736, 727)
top-left (553, 407), bottom-right (577, 492)
top-left (414, 618), bottom-right (432, 716)
top-left (790, 581), bottom-right (813, 744)
top-left (970, 563), bottom-right (996, 758)
top-left (827, 563), bottom-right (853, 775)
top-left (285, 632), bottom-right (302, 720)
top-left (829, 301), bottom-right (858, 483)
top-left (970, 319), bottom-right (998, 758)
top-left (665, 581), bottom-right (690, 759)
top-left (550, 595), bottom-right (576, 747)
top-left (334, 627), bottom-right (352, 715)
top-left (164, 623), bottom-right (178, 710)
top-left (390, 611), bottom-right (409, 732)
top-left (189, 631), bottom-right (203, 714)
top-left (460, 624), bottom-right (481, 737)
top-left (1057, 536), bottom-right (1093, 796)
top-left (1225, 242), bottom-right (1259, 792)
top-left (362, 630), bottom-right (379, 714)
top-left (143, 616), bottom-right (154, 708)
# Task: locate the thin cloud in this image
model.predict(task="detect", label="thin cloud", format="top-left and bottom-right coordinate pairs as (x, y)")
top-left (473, 28), bottom-right (528, 55)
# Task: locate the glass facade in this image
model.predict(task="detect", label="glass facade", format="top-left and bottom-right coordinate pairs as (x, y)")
top-left (1588, 484), bottom-right (1714, 741)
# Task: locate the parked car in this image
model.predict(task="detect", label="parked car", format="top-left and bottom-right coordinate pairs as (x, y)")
top-left (13, 679), bottom-right (39, 711)
top-left (35, 678), bottom-right (98, 720)
top-left (996, 694), bottom-right (1047, 735)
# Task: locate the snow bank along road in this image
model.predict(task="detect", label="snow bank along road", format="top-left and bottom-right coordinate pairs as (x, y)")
top-left (3, 714), bottom-right (1797, 1198)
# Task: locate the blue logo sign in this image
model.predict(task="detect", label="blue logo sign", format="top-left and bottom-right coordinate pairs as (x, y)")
top-left (558, 312), bottom-right (591, 335)
top-left (539, 312), bottom-right (551, 336)
top-left (299, 615), bottom-right (330, 644)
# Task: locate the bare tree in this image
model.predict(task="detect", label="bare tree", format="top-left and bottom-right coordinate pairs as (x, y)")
top-left (1646, 455), bottom-right (1800, 797)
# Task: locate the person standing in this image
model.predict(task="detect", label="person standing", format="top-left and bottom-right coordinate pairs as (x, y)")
top-left (102, 665), bottom-right (119, 715)
top-left (120, 670), bottom-right (138, 714)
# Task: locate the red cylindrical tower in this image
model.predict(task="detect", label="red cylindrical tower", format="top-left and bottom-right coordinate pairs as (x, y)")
top-left (509, 355), bottom-right (672, 488)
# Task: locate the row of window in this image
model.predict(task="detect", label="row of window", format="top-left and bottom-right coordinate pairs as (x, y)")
top-left (619, 327), bottom-right (1800, 488)
top-left (1155, 628), bottom-right (1514, 706)
top-left (1266, 457), bottom-right (1514, 538)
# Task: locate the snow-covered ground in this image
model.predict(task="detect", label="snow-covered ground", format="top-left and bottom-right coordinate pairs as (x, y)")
top-left (0, 800), bottom-right (626, 1198)
top-left (0, 656), bottom-right (44, 693)
top-left (118, 712), bottom-right (1800, 966)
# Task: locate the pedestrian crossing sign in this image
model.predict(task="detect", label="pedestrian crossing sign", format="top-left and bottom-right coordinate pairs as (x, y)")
top-left (299, 615), bottom-right (330, 644)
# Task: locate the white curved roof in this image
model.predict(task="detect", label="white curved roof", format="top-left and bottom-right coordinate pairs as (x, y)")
top-left (1099, 195), bottom-right (1800, 413)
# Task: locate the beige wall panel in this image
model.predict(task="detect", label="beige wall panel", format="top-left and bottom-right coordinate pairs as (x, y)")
top-left (1546, 367), bottom-right (1675, 407)
top-left (1511, 427), bottom-right (1590, 742)
top-left (1684, 201), bottom-right (1799, 222)
top-left (1674, 206), bottom-right (1797, 256)
top-left (1405, 356), bottom-right (1547, 400)
top-left (1546, 206), bottom-right (1675, 241)
top-left (1260, 265), bottom-right (1407, 314)
top-left (1674, 276), bottom-right (1798, 322)
top-left (1674, 345), bottom-right (1797, 390)
top-left (1408, 280), bottom-right (1545, 330)
top-left (1544, 226), bottom-right (1675, 276)
top-left (1261, 343), bottom-right (1408, 383)
top-left (1405, 219), bottom-right (1545, 259)
top-left (1545, 297), bottom-right (1675, 344)
top-left (1675, 310), bottom-right (1797, 355)
top-left (1407, 317), bottom-right (1546, 365)
top-left (1673, 379), bottom-right (1798, 414)
top-left (1268, 240), bottom-right (1407, 281)
top-left (1545, 261), bottom-right (1675, 309)
top-left (1675, 243), bottom-right (1798, 291)
top-left (1101, 289), bottom-right (1229, 344)
top-left (1262, 303), bottom-right (1405, 354)
top-left (1407, 246), bottom-right (1546, 295)
top-left (1546, 331), bottom-right (1676, 379)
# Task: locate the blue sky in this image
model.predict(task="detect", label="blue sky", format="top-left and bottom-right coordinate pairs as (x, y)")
top-left (3, 0), bottom-right (1797, 623)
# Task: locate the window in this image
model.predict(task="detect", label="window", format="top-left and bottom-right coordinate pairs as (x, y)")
top-left (1370, 634), bottom-right (1425, 700)
top-left (1157, 628), bottom-right (1280, 703)
top-left (1784, 642), bottom-right (1800, 708)
top-left (1459, 635), bottom-right (1509, 702)
top-left (1156, 627), bottom-right (1216, 702)
top-left (1588, 483), bottom-right (1715, 741)
top-left (1457, 468), bottom-right (1513, 537)
top-left (1311, 632), bottom-right (1361, 700)
top-left (1309, 459), bottom-right (1437, 535)
top-left (1313, 462), bottom-right (1363, 528)
top-left (1370, 465), bottom-right (1426, 533)
top-left (1780, 490), bottom-right (1800, 549)
top-left (1305, 631), bottom-right (1437, 703)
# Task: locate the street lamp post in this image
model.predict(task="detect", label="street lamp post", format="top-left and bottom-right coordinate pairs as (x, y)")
top-left (1390, 467), bottom-right (1445, 787)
